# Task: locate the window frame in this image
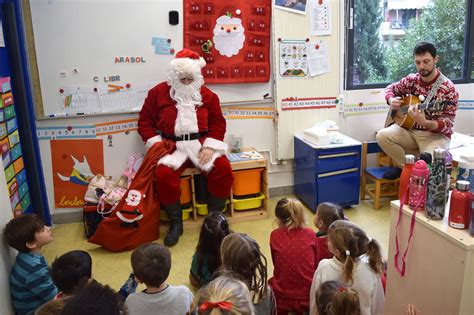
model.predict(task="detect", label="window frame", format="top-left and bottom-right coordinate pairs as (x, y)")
top-left (344, 0), bottom-right (474, 90)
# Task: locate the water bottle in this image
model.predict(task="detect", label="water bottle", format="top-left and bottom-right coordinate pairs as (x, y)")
top-left (457, 154), bottom-right (474, 193)
top-left (469, 197), bottom-right (474, 237)
top-left (448, 180), bottom-right (472, 229)
top-left (419, 152), bottom-right (432, 170)
top-left (426, 148), bottom-right (448, 220)
top-left (399, 154), bottom-right (415, 204)
top-left (408, 160), bottom-right (429, 212)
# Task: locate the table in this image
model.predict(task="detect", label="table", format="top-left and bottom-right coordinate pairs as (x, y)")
top-left (384, 199), bottom-right (474, 315)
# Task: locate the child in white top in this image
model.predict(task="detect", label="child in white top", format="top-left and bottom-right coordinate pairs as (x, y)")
top-left (125, 243), bottom-right (193, 315)
top-left (309, 220), bottom-right (384, 315)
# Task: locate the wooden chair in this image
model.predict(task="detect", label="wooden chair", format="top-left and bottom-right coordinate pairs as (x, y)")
top-left (360, 141), bottom-right (400, 210)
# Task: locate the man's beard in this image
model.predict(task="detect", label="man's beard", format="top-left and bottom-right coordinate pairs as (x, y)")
top-left (169, 72), bottom-right (204, 106)
top-left (418, 67), bottom-right (435, 77)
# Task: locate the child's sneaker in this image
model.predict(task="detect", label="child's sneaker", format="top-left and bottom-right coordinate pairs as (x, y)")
top-left (119, 272), bottom-right (138, 299)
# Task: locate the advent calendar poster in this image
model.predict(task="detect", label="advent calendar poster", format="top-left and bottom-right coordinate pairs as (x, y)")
top-left (183, 0), bottom-right (271, 84)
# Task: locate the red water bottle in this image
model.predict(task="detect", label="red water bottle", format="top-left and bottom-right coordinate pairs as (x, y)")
top-left (469, 195), bottom-right (474, 236)
top-left (449, 180), bottom-right (472, 229)
top-left (408, 160), bottom-right (429, 211)
top-left (399, 154), bottom-right (415, 204)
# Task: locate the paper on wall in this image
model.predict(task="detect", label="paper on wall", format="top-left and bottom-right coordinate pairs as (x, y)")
top-left (310, 2), bottom-right (332, 36)
top-left (279, 40), bottom-right (308, 77)
top-left (306, 40), bottom-right (330, 77)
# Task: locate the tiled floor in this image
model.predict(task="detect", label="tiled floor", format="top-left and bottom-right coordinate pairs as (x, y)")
top-left (43, 197), bottom-right (392, 293)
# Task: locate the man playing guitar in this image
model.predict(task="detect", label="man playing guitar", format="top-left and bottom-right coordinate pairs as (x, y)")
top-left (376, 42), bottom-right (459, 179)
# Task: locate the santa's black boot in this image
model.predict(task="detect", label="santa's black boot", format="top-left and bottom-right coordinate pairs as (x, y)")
top-left (163, 202), bottom-right (183, 247)
top-left (207, 193), bottom-right (227, 213)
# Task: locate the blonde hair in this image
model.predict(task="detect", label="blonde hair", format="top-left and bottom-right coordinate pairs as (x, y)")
top-left (315, 202), bottom-right (345, 232)
top-left (274, 197), bottom-right (306, 229)
top-left (316, 280), bottom-right (361, 315)
top-left (194, 276), bottom-right (255, 315)
top-left (220, 233), bottom-right (268, 304)
top-left (328, 220), bottom-right (383, 284)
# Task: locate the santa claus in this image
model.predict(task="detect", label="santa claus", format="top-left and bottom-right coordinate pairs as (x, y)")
top-left (137, 48), bottom-right (233, 246)
top-left (116, 189), bottom-right (144, 228)
top-left (213, 14), bottom-right (245, 57)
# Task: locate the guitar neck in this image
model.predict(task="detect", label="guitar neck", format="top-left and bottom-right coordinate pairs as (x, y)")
top-left (399, 100), bottom-right (448, 113)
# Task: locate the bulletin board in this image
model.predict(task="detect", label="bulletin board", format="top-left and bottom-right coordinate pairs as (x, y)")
top-left (28, 0), bottom-right (274, 118)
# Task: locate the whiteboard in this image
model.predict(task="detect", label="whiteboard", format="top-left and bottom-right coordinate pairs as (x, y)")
top-left (29, 0), bottom-right (273, 118)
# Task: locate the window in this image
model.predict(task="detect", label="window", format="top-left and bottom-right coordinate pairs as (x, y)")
top-left (345, 0), bottom-right (474, 90)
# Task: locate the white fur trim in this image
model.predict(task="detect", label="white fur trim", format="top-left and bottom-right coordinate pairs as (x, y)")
top-left (198, 57), bottom-right (206, 68)
top-left (145, 135), bottom-right (162, 151)
top-left (203, 137), bottom-right (228, 153)
top-left (158, 150), bottom-right (189, 170)
top-left (157, 139), bottom-right (225, 173)
top-left (170, 58), bottom-right (203, 76)
top-left (199, 151), bottom-right (224, 173)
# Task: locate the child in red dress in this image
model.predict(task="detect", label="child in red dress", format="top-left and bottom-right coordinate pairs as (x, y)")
top-left (313, 202), bottom-right (345, 267)
top-left (268, 197), bottom-right (317, 315)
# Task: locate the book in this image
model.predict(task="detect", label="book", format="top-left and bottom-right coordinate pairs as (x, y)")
top-left (227, 150), bottom-right (264, 162)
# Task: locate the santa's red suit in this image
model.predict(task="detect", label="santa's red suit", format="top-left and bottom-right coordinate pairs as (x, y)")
top-left (137, 72), bottom-right (233, 206)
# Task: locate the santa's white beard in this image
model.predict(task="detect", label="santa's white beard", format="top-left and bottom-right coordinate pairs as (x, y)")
top-left (213, 31), bottom-right (245, 57)
top-left (169, 74), bottom-right (204, 107)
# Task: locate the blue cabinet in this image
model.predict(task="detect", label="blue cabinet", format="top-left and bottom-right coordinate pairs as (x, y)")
top-left (294, 134), bottom-right (361, 212)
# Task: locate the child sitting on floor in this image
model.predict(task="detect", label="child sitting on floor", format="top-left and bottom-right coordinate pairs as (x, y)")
top-left (125, 243), bottom-right (194, 314)
top-left (314, 280), bottom-right (361, 315)
top-left (220, 233), bottom-right (275, 314)
top-left (60, 281), bottom-right (125, 315)
top-left (268, 197), bottom-right (317, 315)
top-left (35, 250), bottom-right (93, 314)
top-left (3, 214), bottom-right (58, 315)
top-left (192, 275), bottom-right (255, 315)
top-left (309, 220), bottom-right (384, 315)
top-left (190, 212), bottom-right (230, 287)
top-left (313, 202), bottom-right (345, 267)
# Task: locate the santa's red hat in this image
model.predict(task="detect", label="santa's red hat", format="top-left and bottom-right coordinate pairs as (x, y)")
top-left (170, 48), bottom-right (206, 76)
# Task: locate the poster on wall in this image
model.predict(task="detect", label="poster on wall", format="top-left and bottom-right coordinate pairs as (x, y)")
top-left (51, 139), bottom-right (104, 208)
top-left (279, 40), bottom-right (308, 77)
top-left (306, 40), bottom-right (330, 76)
top-left (274, 0), bottom-right (307, 15)
top-left (310, 2), bottom-right (332, 36)
top-left (183, 0), bottom-right (271, 84)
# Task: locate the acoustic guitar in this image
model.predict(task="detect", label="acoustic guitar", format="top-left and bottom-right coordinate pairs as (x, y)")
top-left (384, 95), bottom-right (451, 129)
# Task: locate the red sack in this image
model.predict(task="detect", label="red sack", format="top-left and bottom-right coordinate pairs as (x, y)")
top-left (88, 141), bottom-right (174, 252)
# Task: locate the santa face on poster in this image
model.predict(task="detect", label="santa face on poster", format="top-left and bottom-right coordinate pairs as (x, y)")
top-left (213, 14), bottom-right (245, 57)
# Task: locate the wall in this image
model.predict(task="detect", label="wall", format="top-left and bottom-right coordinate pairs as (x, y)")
top-left (273, 0), bottom-right (341, 160)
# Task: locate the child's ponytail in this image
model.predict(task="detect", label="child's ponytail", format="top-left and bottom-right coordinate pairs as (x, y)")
top-left (366, 238), bottom-right (383, 275)
top-left (328, 220), bottom-right (383, 284)
top-left (342, 250), bottom-right (356, 284)
top-left (330, 285), bottom-right (361, 315)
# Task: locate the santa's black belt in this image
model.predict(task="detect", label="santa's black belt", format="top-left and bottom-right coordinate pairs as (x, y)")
top-left (160, 131), bottom-right (207, 141)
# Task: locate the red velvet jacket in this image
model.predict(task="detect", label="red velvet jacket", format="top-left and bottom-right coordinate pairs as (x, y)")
top-left (138, 82), bottom-right (226, 147)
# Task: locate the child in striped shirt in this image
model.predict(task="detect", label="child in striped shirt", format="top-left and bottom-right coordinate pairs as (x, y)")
top-left (3, 214), bottom-right (58, 315)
